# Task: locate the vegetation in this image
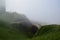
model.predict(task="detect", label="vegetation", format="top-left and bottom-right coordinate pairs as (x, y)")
top-left (0, 21), bottom-right (28, 40)
top-left (0, 12), bottom-right (29, 23)
top-left (0, 20), bottom-right (60, 40)
top-left (30, 25), bottom-right (60, 40)
top-left (0, 12), bottom-right (60, 40)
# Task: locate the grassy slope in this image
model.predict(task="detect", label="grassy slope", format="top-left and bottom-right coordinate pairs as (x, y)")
top-left (0, 24), bottom-right (60, 40)
top-left (30, 32), bottom-right (60, 40)
top-left (0, 21), bottom-right (28, 40)
top-left (0, 27), bottom-right (28, 40)
top-left (29, 25), bottom-right (60, 40)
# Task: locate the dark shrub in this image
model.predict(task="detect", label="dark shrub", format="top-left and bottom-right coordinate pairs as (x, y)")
top-left (37, 25), bottom-right (60, 36)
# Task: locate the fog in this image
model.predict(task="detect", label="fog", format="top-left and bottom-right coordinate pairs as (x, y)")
top-left (6, 0), bottom-right (60, 24)
top-left (0, 0), bottom-right (5, 6)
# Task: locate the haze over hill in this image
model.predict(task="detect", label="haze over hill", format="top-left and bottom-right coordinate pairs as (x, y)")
top-left (0, 0), bottom-right (60, 40)
top-left (6, 0), bottom-right (60, 25)
top-left (0, 12), bottom-right (31, 23)
top-left (0, 0), bottom-right (60, 25)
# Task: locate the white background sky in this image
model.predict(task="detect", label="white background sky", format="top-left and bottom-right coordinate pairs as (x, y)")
top-left (6, 0), bottom-right (60, 24)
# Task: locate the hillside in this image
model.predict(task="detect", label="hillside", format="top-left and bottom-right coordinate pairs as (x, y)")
top-left (0, 20), bottom-right (29, 40)
top-left (0, 21), bottom-right (60, 40)
top-left (0, 11), bottom-right (60, 40)
top-left (0, 12), bottom-right (30, 23)
top-left (30, 25), bottom-right (60, 40)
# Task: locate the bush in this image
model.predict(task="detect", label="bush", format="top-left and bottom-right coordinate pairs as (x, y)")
top-left (37, 24), bottom-right (60, 36)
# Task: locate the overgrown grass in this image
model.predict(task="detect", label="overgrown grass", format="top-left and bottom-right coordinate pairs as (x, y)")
top-left (0, 26), bottom-right (29, 40)
top-left (29, 24), bottom-right (60, 40)
top-left (37, 24), bottom-right (60, 36)
top-left (30, 32), bottom-right (60, 40)
top-left (0, 21), bottom-right (28, 40)
top-left (0, 21), bottom-right (60, 40)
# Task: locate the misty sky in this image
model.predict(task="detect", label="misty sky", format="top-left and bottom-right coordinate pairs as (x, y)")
top-left (6, 0), bottom-right (60, 24)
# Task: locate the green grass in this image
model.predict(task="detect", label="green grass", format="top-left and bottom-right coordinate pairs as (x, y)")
top-left (0, 21), bottom-right (28, 40)
top-left (37, 25), bottom-right (60, 36)
top-left (0, 26), bottom-right (28, 40)
top-left (0, 22), bottom-right (60, 40)
top-left (29, 24), bottom-right (60, 40)
top-left (30, 32), bottom-right (60, 40)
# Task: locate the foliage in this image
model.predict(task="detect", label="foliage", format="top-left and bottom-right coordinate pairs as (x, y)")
top-left (36, 24), bottom-right (60, 36)
top-left (29, 32), bottom-right (60, 40)
top-left (0, 21), bottom-right (28, 40)
top-left (0, 21), bottom-right (60, 40)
